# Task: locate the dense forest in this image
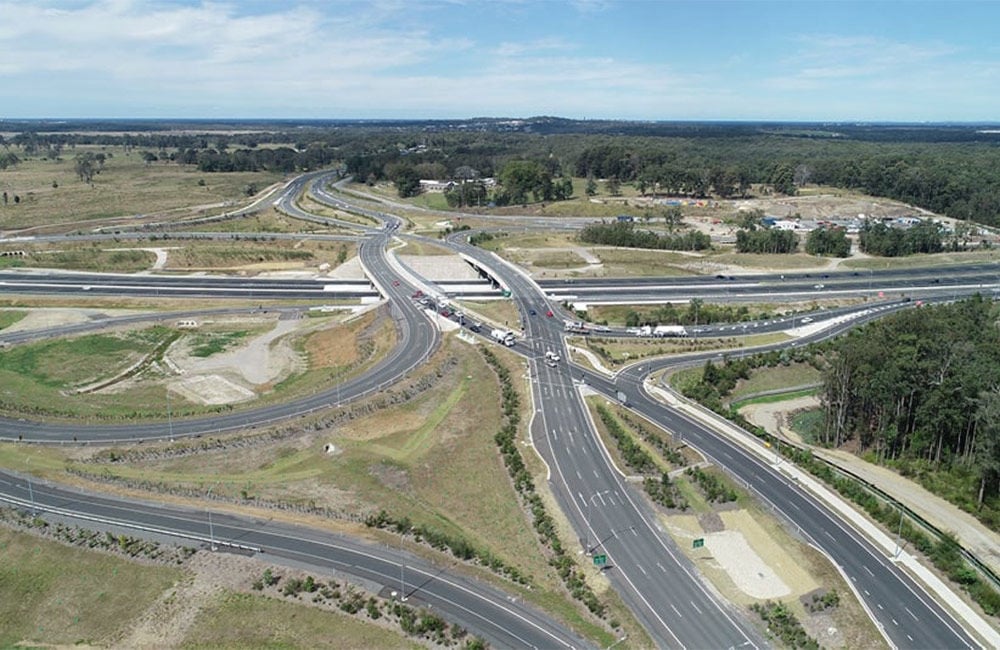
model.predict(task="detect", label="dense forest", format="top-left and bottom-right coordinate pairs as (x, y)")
top-left (821, 297), bottom-right (1000, 508)
top-left (3, 119), bottom-right (1000, 226)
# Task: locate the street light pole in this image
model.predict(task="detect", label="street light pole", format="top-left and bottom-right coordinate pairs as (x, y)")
top-left (25, 459), bottom-right (36, 517)
top-left (166, 389), bottom-right (173, 438)
top-left (589, 525), bottom-right (635, 555)
top-left (206, 481), bottom-right (220, 551)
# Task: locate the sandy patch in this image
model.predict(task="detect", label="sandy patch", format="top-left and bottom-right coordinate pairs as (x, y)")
top-left (705, 529), bottom-right (790, 599)
top-left (169, 374), bottom-right (256, 405)
top-left (324, 255), bottom-right (367, 280)
top-left (397, 254), bottom-right (480, 281)
top-left (720, 509), bottom-right (818, 595)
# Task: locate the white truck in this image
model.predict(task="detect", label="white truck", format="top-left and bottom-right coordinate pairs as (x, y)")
top-left (653, 325), bottom-right (688, 337)
top-left (490, 328), bottom-right (516, 347)
top-left (544, 350), bottom-right (561, 366)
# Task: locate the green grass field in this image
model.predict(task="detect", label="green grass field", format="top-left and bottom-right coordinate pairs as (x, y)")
top-left (0, 246), bottom-right (155, 272)
top-left (0, 327), bottom-right (169, 390)
top-left (182, 591), bottom-right (419, 650)
top-left (726, 362), bottom-right (822, 401)
top-left (0, 527), bottom-right (181, 647)
top-left (0, 309), bottom-right (27, 330)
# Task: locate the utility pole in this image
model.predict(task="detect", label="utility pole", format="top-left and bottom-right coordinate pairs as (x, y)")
top-left (25, 459), bottom-right (36, 517)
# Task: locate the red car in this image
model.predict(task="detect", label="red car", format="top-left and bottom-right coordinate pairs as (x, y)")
top-left (392, 280), bottom-right (400, 287)
top-left (546, 310), bottom-right (554, 317)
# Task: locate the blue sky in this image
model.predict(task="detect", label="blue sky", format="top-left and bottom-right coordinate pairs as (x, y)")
top-left (2, 0), bottom-right (998, 121)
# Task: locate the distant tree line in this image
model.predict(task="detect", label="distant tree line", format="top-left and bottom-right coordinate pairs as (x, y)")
top-left (6, 123), bottom-right (1000, 228)
top-left (578, 221), bottom-right (711, 251)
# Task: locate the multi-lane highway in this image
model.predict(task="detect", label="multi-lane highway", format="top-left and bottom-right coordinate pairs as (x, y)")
top-left (0, 169), bottom-right (992, 648)
top-left (441, 232), bottom-right (984, 649)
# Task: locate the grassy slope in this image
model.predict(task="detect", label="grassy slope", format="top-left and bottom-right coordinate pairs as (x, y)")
top-left (182, 591), bottom-right (420, 650)
top-left (0, 527), bottom-right (181, 647)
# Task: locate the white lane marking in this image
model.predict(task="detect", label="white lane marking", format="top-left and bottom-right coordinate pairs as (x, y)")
top-left (905, 607), bottom-right (918, 621)
top-left (637, 564), bottom-right (647, 575)
top-left (689, 600), bottom-right (702, 615)
top-left (863, 565), bottom-right (874, 577)
top-left (670, 603), bottom-right (682, 617)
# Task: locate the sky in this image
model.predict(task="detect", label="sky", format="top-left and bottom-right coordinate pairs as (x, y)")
top-left (2, 0), bottom-right (999, 122)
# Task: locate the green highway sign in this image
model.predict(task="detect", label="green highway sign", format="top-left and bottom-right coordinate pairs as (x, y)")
top-left (593, 554), bottom-right (607, 567)
top-left (501, 290), bottom-right (511, 297)
top-left (693, 538), bottom-right (705, 549)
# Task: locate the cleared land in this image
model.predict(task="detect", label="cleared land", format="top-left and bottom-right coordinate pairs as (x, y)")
top-left (0, 306), bottom-right (392, 420)
top-left (0, 237), bottom-right (355, 275)
top-left (0, 146), bottom-right (282, 232)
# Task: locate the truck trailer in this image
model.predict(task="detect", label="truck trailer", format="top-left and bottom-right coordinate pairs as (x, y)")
top-left (490, 328), bottom-right (516, 347)
top-left (653, 325), bottom-right (688, 337)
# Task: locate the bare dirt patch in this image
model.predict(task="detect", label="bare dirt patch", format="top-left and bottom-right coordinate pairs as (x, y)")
top-left (113, 551), bottom-right (252, 649)
top-left (305, 318), bottom-right (361, 368)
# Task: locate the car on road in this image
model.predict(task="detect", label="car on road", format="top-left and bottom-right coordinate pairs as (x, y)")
top-left (546, 310), bottom-right (554, 317)
top-left (801, 317), bottom-right (813, 323)
top-left (392, 280), bottom-right (400, 286)
top-left (529, 309), bottom-right (537, 316)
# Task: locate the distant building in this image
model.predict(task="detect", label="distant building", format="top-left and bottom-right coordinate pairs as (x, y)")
top-left (418, 180), bottom-right (456, 193)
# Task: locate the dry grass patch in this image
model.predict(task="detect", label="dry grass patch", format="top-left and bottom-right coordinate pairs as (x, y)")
top-left (0, 147), bottom-right (282, 232)
top-left (591, 247), bottom-right (700, 277)
top-left (181, 590), bottom-right (419, 650)
top-left (0, 526), bottom-right (182, 648)
top-left (303, 312), bottom-right (369, 368)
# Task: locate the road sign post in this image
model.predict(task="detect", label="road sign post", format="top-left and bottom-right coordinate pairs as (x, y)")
top-left (593, 554), bottom-right (607, 567)
top-left (692, 538), bottom-right (704, 549)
